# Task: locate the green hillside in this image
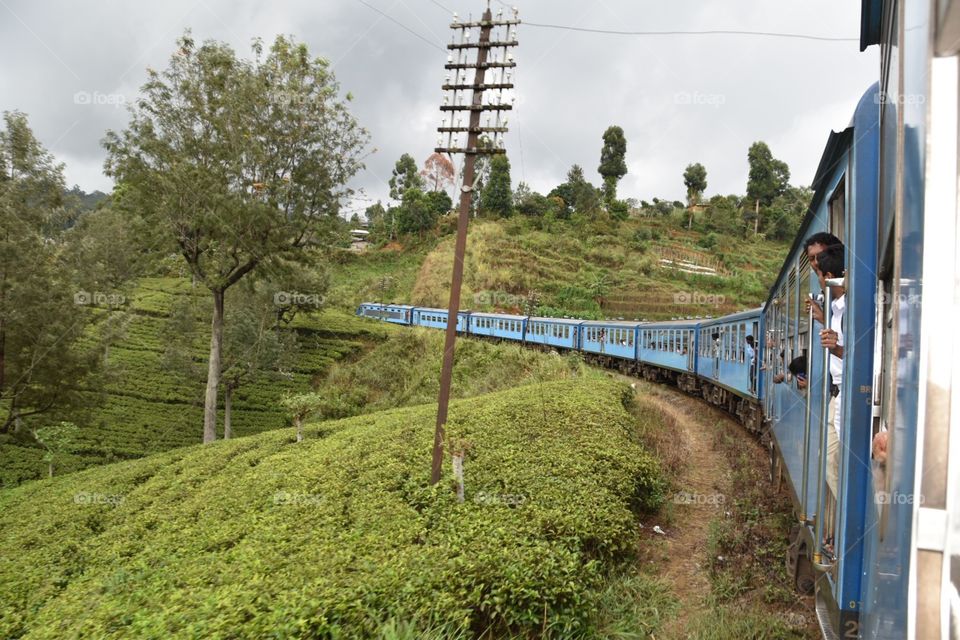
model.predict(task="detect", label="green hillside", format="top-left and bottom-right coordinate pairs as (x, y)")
top-left (335, 216), bottom-right (789, 321)
top-left (0, 277), bottom-right (381, 487)
top-left (0, 378), bottom-right (666, 639)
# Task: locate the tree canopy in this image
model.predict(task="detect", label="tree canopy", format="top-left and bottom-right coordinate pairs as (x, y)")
top-left (103, 32), bottom-right (366, 443)
top-left (598, 125), bottom-right (628, 204)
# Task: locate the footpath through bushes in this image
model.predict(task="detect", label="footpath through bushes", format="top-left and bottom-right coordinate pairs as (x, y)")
top-left (0, 378), bottom-right (665, 639)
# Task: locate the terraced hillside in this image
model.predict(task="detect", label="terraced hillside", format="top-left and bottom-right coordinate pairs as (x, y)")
top-left (402, 217), bottom-right (788, 320)
top-left (0, 278), bottom-right (390, 487)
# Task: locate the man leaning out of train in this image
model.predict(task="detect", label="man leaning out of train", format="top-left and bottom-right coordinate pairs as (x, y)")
top-left (816, 243), bottom-right (846, 501)
top-left (803, 232), bottom-right (843, 325)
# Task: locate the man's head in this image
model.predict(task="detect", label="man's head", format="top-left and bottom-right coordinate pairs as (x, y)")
top-left (745, 335), bottom-right (755, 347)
top-left (804, 232), bottom-right (842, 275)
top-left (817, 243), bottom-right (845, 291)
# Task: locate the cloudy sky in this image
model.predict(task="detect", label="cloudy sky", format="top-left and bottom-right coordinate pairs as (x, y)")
top-left (0, 0), bottom-right (877, 212)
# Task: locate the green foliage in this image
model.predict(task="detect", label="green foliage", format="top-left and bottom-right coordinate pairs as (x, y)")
top-left (0, 379), bottom-right (665, 639)
top-left (683, 162), bottom-right (708, 206)
top-left (549, 165), bottom-right (601, 219)
top-left (598, 125), bottom-right (627, 204)
top-left (0, 111), bottom-right (104, 436)
top-left (395, 188), bottom-right (439, 235)
top-left (481, 154), bottom-right (513, 218)
top-left (103, 32), bottom-right (366, 442)
top-left (389, 153), bottom-right (425, 201)
top-left (746, 141), bottom-right (791, 233)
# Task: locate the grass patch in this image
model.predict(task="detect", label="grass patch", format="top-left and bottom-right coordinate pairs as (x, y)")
top-left (0, 378), bottom-right (666, 639)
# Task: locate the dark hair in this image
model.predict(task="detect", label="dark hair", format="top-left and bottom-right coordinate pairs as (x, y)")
top-left (788, 355), bottom-right (807, 377)
top-left (804, 232), bottom-right (842, 253)
top-left (712, 332), bottom-right (720, 341)
top-left (817, 243), bottom-right (845, 278)
top-left (745, 335), bottom-right (755, 346)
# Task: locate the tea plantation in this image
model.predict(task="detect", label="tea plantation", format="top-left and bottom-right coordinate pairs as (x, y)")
top-left (0, 277), bottom-right (385, 487)
top-left (0, 378), bottom-right (665, 639)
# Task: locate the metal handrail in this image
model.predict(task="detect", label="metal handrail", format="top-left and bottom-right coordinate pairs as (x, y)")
top-left (800, 299), bottom-right (815, 523)
top-left (813, 287), bottom-right (833, 570)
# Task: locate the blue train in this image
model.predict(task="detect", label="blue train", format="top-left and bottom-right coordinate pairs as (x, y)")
top-left (358, 2), bottom-right (960, 637)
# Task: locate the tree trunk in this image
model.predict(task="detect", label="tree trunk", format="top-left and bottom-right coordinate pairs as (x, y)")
top-left (754, 198), bottom-right (760, 234)
top-left (223, 384), bottom-right (233, 440)
top-left (203, 289), bottom-right (225, 444)
top-left (48, 461), bottom-right (53, 478)
top-left (295, 415), bottom-right (303, 443)
top-left (688, 210), bottom-right (693, 230)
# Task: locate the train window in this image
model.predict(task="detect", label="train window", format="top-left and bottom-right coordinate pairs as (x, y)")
top-left (628, 330), bottom-right (633, 347)
top-left (829, 177), bottom-right (845, 243)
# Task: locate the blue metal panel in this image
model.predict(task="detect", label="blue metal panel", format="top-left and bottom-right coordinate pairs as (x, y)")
top-left (860, 4), bottom-right (930, 635)
top-left (525, 317), bottom-right (583, 350)
top-left (412, 307), bottom-right (469, 332)
top-left (637, 321), bottom-right (699, 373)
top-left (696, 310), bottom-right (762, 399)
top-left (828, 83), bottom-right (881, 632)
top-left (356, 303), bottom-right (413, 325)
top-left (470, 313), bottom-right (527, 342)
top-left (580, 321), bottom-right (641, 361)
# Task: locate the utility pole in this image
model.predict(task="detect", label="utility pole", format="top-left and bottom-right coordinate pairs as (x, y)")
top-left (430, 4), bottom-right (519, 484)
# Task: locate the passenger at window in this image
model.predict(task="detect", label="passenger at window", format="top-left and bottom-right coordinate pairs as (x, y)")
top-left (788, 354), bottom-right (808, 391)
top-left (816, 243), bottom-right (845, 498)
top-left (803, 232), bottom-right (842, 324)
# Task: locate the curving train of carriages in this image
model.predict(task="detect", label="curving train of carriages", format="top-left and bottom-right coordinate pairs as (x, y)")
top-left (358, 2), bottom-right (960, 638)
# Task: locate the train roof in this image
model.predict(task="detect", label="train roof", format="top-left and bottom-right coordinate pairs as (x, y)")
top-left (696, 308), bottom-right (763, 325)
top-left (470, 312), bottom-right (528, 320)
top-left (527, 317), bottom-right (585, 325)
top-left (414, 306), bottom-right (469, 314)
top-left (579, 320), bottom-right (644, 328)
top-left (360, 302), bottom-right (414, 309)
top-left (637, 319), bottom-right (701, 328)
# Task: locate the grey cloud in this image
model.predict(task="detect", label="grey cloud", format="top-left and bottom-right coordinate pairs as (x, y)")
top-left (0, 0), bottom-right (875, 207)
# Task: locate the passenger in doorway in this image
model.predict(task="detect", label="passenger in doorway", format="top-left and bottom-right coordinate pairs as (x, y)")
top-left (803, 232), bottom-right (842, 324)
top-left (816, 244), bottom-right (846, 499)
top-left (745, 335), bottom-right (757, 391)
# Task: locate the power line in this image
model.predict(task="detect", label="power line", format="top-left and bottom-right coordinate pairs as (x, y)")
top-left (427, 0), bottom-right (454, 15)
top-left (518, 21), bottom-right (858, 42)
top-left (353, 0), bottom-right (446, 52)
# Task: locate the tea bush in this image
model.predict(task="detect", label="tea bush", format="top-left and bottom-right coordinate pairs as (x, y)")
top-left (0, 379), bottom-right (664, 639)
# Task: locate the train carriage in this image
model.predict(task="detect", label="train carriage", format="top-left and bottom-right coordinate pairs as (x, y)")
top-left (411, 307), bottom-right (470, 332)
top-left (524, 317), bottom-right (583, 351)
top-left (468, 312), bottom-right (527, 342)
top-left (579, 321), bottom-right (641, 370)
top-left (356, 302), bottom-right (414, 325)
top-left (695, 309), bottom-right (763, 400)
